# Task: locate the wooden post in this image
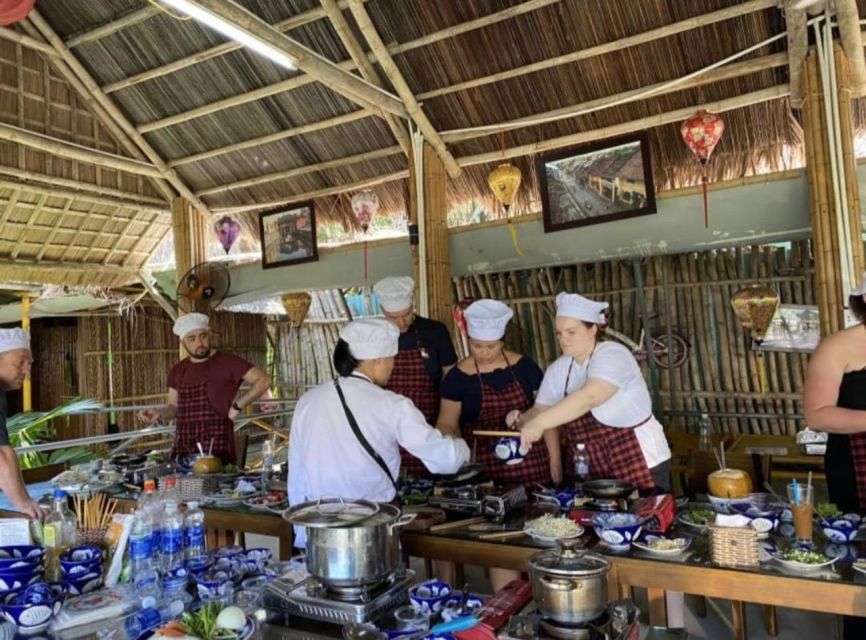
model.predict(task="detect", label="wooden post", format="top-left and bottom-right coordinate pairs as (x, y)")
top-left (171, 197), bottom-right (208, 314)
top-left (21, 295), bottom-right (31, 411)
top-left (420, 144), bottom-right (452, 326)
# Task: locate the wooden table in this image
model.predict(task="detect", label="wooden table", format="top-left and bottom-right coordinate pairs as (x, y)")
top-left (402, 530), bottom-right (866, 639)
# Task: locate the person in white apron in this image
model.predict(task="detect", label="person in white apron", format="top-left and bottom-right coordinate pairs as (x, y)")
top-left (509, 292), bottom-right (672, 495)
top-left (288, 318), bottom-right (470, 547)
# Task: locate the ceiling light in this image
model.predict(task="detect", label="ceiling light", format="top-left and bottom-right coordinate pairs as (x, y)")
top-left (161, 0), bottom-right (296, 70)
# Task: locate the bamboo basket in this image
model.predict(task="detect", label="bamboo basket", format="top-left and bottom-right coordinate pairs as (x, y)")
top-left (708, 525), bottom-right (759, 568)
top-left (76, 527), bottom-right (109, 547)
top-left (168, 475), bottom-right (219, 503)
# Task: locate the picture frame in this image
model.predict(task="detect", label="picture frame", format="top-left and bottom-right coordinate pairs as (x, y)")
top-left (537, 132), bottom-right (657, 233)
top-left (259, 201), bottom-right (318, 269)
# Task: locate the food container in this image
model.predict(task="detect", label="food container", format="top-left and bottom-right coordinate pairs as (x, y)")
top-left (284, 497), bottom-right (415, 587)
top-left (527, 538), bottom-right (610, 625)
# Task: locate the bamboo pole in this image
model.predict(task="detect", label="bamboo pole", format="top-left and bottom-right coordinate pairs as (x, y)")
top-left (784, 3), bottom-right (808, 108)
top-left (0, 166), bottom-right (167, 207)
top-left (0, 26), bottom-right (58, 56)
top-left (345, 0), bottom-right (460, 178)
top-left (836, 0), bottom-right (866, 97)
top-left (65, 6), bottom-right (159, 48)
top-left (835, 47), bottom-right (865, 277)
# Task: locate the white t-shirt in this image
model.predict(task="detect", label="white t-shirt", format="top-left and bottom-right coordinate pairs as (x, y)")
top-left (536, 342), bottom-right (670, 468)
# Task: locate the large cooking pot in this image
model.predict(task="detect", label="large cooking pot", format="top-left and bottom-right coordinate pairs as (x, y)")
top-left (284, 497), bottom-right (415, 587)
top-left (527, 538), bottom-right (610, 624)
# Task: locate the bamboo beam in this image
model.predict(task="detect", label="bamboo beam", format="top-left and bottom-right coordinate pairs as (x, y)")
top-left (172, 197), bottom-right (208, 312)
top-left (417, 0), bottom-right (777, 101)
top-left (345, 0), bottom-right (460, 178)
top-left (0, 121), bottom-right (163, 178)
top-left (0, 26), bottom-right (58, 56)
top-left (784, 2), bottom-right (808, 108)
top-left (167, 109), bottom-right (369, 168)
top-left (65, 6), bottom-right (160, 49)
top-left (0, 258), bottom-right (140, 279)
top-left (35, 200), bottom-right (74, 261)
top-left (17, 21), bottom-right (177, 204)
top-left (421, 143), bottom-right (452, 326)
top-left (458, 86), bottom-right (789, 167)
top-left (10, 194), bottom-right (47, 259)
top-left (0, 165), bottom-right (167, 208)
top-left (210, 170), bottom-right (408, 214)
top-left (139, 272), bottom-right (178, 321)
top-left (26, 10), bottom-right (210, 212)
top-left (836, 0), bottom-right (866, 97)
top-left (320, 0), bottom-right (410, 157)
top-left (835, 46), bottom-right (865, 276)
top-left (184, 0), bottom-right (407, 119)
top-left (196, 145), bottom-right (402, 197)
top-left (442, 53), bottom-right (788, 143)
top-left (0, 177), bottom-right (167, 214)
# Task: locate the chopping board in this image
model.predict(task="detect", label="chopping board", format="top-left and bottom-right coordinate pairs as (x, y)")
top-left (401, 506), bottom-right (446, 531)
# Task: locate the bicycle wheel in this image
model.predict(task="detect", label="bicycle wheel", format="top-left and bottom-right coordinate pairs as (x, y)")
top-left (649, 329), bottom-right (690, 368)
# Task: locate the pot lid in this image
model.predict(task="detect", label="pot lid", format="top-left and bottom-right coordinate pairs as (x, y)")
top-left (528, 539), bottom-right (610, 577)
top-left (283, 497), bottom-right (380, 528)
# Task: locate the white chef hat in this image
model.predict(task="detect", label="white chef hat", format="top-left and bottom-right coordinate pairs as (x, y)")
top-left (555, 292), bottom-right (609, 324)
top-left (373, 276), bottom-right (414, 312)
top-left (339, 318), bottom-right (399, 360)
top-left (0, 328), bottom-right (30, 354)
top-left (850, 272), bottom-right (866, 297)
top-left (464, 299), bottom-right (513, 340)
top-left (173, 312), bottom-right (209, 338)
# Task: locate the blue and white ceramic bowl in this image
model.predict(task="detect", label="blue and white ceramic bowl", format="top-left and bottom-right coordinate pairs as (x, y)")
top-left (162, 566), bottom-right (191, 591)
top-left (820, 517), bottom-right (860, 543)
top-left (212, 545), bottom-right (245, 560)
top-left (59, 546), bottom-right (102, 565)
top-left (591, 513), bottom-right (645, 548)
top-left (0, 556), bottom-right (40, 572)
top-left (0, 584), bottom-right (64, 634)
top-left (184, 555), bottom-right (215, 578)
top-left (0, 547), bottom-right (43, 564)
top-left (196, 574), bottom-right (234, 603)
top-left (439, 594), bottom-right (484, 622)
top-left (707, 494), bottom-right (735, 514)
top-left (60, 560), bottom-right (102, 579)
top-left (492, 437), bottom-right (525, 465)
top-left (0, 570), bottom-right (42, 593)
top-left (408, 580), bottom-right (453, 614)
top-left (729, 500), bottom-right (782, 539)
top-left (824, 543), bottom-right (858, 562)
top-left (61, 572), bottom-right (102, 596)
top-left (242, 548), bottom-right (272, 571)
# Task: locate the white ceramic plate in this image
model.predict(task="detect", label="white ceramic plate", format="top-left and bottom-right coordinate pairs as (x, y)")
top-left (632, 535), bottom-right (692, 556)
top-left (523, 525), bottom-right (584, 544)
top-left (852, 562), bottom-right (866, 576)
top-left (771, 553), bottom-right (836, 573)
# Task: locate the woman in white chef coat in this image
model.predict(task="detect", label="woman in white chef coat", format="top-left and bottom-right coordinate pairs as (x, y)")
top-left (288, 318), bottom-right (470, 547)
top-left (510, 292), bottom-right (672, 495)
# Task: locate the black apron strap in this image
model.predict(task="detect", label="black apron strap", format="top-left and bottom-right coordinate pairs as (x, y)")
top-left (333, 378), bottom-right (399, 493)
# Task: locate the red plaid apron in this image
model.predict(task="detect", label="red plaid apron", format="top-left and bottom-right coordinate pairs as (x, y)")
top-left (468, 358), bottom-right (549, 488)
top-left (173, 381), bottom-right (237, 464)
top-left (385, 329), bottom-right (440, 479)
top-left (849, 433), bottom-right (866, 510)
top-left (559, 356), bottom-right (654, 493)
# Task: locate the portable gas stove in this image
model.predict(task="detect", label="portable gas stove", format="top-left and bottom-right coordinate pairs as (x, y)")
top-left (503, 600), bottom-right (640, 640)
top-left (265, 568), bottom-right (415, 625)
top-left (428, 484), bottom-right (526, 520)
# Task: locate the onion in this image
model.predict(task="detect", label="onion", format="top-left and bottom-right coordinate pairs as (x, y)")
top-left (215, 606), bottom-right (246, 631)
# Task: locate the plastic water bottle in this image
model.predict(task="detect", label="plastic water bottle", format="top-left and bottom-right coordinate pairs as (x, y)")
top-left (44, 490), bottom-right (77, 582)
top-left (261, 437), bottom-right (275, 488)
top-left (160, 502), bottom-right (184, 573)
top-left (698, 414), bottom-right (712, 452)
top-left (161, 476), bottom-right (179, 506)
top-left (138, 480), bottom-right (160, 554)
top-left (118, 601), bottom-right (185, 639)
top-left (130, 510), bottom-right (161, 608)
top-left (574, 443), bottom-right (590, 483)
top-left (183, 501), bottom-right (206, 560)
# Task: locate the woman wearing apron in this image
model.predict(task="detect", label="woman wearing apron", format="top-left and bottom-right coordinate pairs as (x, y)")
top-left (287, 318), bottom-right (469, 549)
top-left (510, 292), bottom-right (671, 495)
top-left (438, 299), bottom-right (555, 591)
top-left (374, 276), bottom-right (458, 478)
top-left (804, 274), bottom-right (866, 640)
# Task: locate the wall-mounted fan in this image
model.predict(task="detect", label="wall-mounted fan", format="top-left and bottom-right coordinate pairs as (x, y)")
top-left (176, 262), bottom-right (231, 312)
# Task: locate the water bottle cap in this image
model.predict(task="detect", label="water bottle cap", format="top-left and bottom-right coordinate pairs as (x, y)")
top-left (144, 479), bottom-right (156, 492)
top-left (163, 477), bottom-right (177, 488)
top-left (52, 489), bottom-right (67, 499)
top-left (141, 595), bottom-right (156, 609)
top-left (168, 599), bottom-right (184, 616)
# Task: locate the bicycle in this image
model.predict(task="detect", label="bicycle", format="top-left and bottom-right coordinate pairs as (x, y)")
top-left (604, 317), bottom-right (690, 369)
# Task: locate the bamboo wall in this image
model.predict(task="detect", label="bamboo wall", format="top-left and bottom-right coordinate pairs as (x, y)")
top-left (30, 321), bottom-right (83, 438)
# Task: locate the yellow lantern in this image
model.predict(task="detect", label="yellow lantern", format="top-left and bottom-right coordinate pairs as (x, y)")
top-left (488, 163), bottom-right (522, 212)
top-left (281, 292), bottom-right (312, 328)
top-left (731, 285), bottom-right (780, 394)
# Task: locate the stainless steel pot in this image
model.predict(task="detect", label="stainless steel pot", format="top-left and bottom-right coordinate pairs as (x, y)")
top-left (284, 497), bottom-right (416, 587)
top-left (527, 538), bottom-right (610, 624)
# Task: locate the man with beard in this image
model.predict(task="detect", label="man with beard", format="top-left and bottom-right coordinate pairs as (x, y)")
top-left (0, 328), bottom-right (43, 519)
top-left (142, 313), bottom-right (271, 464)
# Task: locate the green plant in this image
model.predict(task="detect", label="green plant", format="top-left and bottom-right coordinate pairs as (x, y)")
top-left (7, 398), bottom-right (102, 469)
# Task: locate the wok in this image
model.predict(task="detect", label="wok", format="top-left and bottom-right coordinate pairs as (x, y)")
top-left (581, 479), bottom-right (636, 500)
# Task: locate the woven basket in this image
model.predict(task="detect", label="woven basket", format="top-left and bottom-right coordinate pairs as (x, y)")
top-left (76, 527), bottom-right (108, 547)
top-left (169, 475), bottom-right (219, 502)
top-left (708, 525), bottom-right (759, 568)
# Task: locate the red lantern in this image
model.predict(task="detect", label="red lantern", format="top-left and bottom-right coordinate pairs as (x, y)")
top-left (0, 0), bottom-right (34, 26)
top-left (680, 110), bottom-right (725, 228)
top-left (351, 190), bottom-right (380, 280)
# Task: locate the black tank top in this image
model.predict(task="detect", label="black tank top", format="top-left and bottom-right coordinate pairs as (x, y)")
top-left (825, 369), bottom-right (866, 511)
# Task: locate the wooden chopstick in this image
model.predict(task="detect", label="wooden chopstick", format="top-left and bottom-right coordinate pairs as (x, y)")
top-left (429, 517), bottom-right (487, 532)
top-left (477, 530), bottom-right (525, 540)
top-left (471, 431), bottom-right (520, 438)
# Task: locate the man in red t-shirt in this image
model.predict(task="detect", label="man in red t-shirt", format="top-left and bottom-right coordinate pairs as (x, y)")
top-left (141, 313), bottom-right (271, 464)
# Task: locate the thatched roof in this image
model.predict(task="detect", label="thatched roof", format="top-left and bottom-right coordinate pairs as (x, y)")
top-left (0, 0), bottom-right (854, 276)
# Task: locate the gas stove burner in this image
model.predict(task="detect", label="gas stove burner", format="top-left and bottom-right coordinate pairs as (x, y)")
top-left (454, 485), bottom-right (478, 500)
top-left (539, 612), bottom-right (609, 640)
top-left (589, 498), bottom-right (626, 512)
top-left (506, 602), bottom-right (638, 640)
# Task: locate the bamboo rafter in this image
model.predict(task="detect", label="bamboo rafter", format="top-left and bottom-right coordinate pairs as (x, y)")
top-left (65, 6), bottom-right (160, 49)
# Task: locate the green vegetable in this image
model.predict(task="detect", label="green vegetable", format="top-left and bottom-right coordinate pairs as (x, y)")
top-left (685, 508), bottom-right (715, 524)
top-left (222, 464), bottom-right (239, 474)
top-left (778, 549), bottom-right (827, 564)
top-left (181, 603), bottom-right (227, 640)
top-left (816, 502), bottom-right (842, 519)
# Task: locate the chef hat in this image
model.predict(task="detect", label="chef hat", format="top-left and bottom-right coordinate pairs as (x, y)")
top-left (339, 318), bottom-right (399, 360)
top-left (851, 272), bottom-right (866, 297)
top-left (0, 328), bottom-right (29, 354)
top-left (464, 299), bottom-right (513, 341)
top-left (173, 312), bottom-right (209, 338)
top-left (373, 276), bottom-right (415, 312)
top-left (555, 292), bottom-right (609, 324)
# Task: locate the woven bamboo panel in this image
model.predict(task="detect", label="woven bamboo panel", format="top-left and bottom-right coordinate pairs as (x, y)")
top-left (708, 525), bottom-right (759, 569)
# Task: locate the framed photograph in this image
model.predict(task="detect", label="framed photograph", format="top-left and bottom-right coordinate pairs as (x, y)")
top-left (537, 132), bottom-right (656, 233)
top-left (259, 201), bottom-right (318, 269)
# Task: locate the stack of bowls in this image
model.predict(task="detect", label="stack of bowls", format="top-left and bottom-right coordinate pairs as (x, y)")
top-left (408, 580), bottom-right (452, 614)
top-left (0, 582), bottom-right (65, 634)
top-left (0, 546), bottom-right (44, 595)
top-left (59, 545), bottom-right (103, 595)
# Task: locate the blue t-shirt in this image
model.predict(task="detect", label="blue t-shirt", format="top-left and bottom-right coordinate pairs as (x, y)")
top-left (440, 356), bottom-right (543, 425)
top-left (399, 316), bottom-right (458, 388)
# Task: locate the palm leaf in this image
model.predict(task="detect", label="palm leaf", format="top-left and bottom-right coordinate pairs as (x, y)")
top-left (8, 398), bottom-right (102, 469)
